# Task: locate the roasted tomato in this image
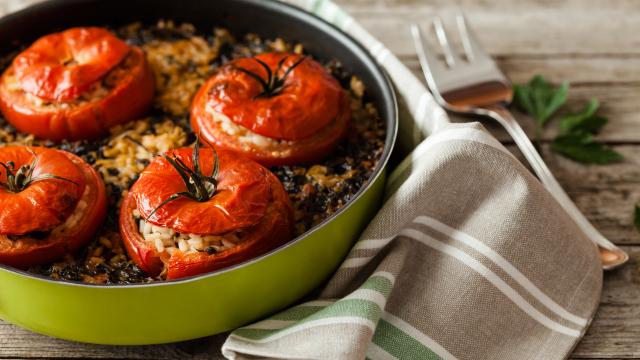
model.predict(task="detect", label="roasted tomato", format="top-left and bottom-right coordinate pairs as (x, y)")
top-left (191, 52), bottom-right (351, 166)
top-left (0, 146), bottom-right (107, 268)
top-left (119, 141), bottom-right (294, 279)
top-left (0, 27), bottom-right (154, 141)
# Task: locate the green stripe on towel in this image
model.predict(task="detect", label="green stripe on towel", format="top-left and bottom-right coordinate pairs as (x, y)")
top-left (270, 304), bottom-right (328, 321)
top-left (360, 275), bottom-right (394, 297)
top-left (374, 320), bottom-right (443, 360)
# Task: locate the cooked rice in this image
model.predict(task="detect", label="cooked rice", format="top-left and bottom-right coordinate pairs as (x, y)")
top-left (134, 210), bottom-right (240, 255)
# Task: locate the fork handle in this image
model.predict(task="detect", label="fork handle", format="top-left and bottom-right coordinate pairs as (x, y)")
top-left (486, 106), bottom-right (628, 269)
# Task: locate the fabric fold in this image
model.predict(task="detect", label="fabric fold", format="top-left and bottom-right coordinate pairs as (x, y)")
top-left (223, 123), bottom-right (602, 360)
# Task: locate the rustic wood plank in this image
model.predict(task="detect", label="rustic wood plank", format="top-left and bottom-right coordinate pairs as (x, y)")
top-left (571, 246), bottom-right (640, 359)
top-left (508, 144), bottom-right (640, 246)
top-left (0, 322), bottom-right (227, 359)
top-left (403, 57), bottom-right (640, 143)
top-left (401, 56), bottom-right (640, 85)
top-left (337, 0), bottom-right (640, 57)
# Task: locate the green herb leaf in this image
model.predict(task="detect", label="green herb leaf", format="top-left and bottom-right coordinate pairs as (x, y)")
top-left (634, 205), bottom-right (640, 232)
top-left (513, 75), bottom-right (569, 127)
top-left (552, 131), bottom-right (623, 164)
top-left (558, 99), bottom-right (608, 135)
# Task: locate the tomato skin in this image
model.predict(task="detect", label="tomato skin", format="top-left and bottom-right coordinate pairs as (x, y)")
top-left (12, 27), bottom-right (130, 102)
top-left (191, 76), bottom-right (351, 167)
top-left (0, 149), bottom-right (107, 269)
top-left (0, 147), bottom-right (86, 235)
top-left (119, 148), bottom-right (294, 279)
top-left (166, 174), bottom-right (293, 279)
top-left (203, 53), bottom-right (343, 140)
top-left (132, 148), bottom-right (272, 235)
top-left (120, 194), bottom-right (165, 277)
top-left (0, 45), bottom-right (154, 142)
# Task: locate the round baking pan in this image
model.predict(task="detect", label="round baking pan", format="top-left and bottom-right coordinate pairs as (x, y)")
top-left (0, 0), bottom-right (398, 345)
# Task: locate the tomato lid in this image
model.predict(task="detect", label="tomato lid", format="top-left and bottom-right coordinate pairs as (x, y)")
top-left (133, 148), bottom-right (272, 235)
top-left (12, 27), bottom-right (130, 102)
top-left (205, 52), bottom-right (344, 141)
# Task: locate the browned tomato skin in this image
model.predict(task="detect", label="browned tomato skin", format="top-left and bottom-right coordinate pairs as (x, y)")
top-left (120, 195), bottom-right (165, 277)
top-left (167, 174), bottom-right (293, 280)
top-left (0, 47), bottom-right (155, 141)
top-left (12, 27), bottom-right (131, 102)
top-left (0, 151), bottom-right (108, 269)
top-left (205, 53), bottom-right (344, 140)
top-left (191, 76), bottom-right (352, 167)
top-left (119, 150), bottom-right (294, 279)
top-left (0, 147), bottom-right (85, 235)
top-left (131, 148), bottom-right (272, 235)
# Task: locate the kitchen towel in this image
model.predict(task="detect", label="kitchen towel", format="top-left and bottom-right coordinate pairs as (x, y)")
top-left (221, 1), bottom-right (602, 359)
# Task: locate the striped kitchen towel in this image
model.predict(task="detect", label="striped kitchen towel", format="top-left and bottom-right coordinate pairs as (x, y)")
top-left (223, 122), bottom-right (602, 360)
top-left (221, 1), bottom-right (602, 360)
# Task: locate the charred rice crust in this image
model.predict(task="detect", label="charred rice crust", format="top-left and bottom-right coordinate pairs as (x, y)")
top-left (0, 21), bottom-right (386, 284)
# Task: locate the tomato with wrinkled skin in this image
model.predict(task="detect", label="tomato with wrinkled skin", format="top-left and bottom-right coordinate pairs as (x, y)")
top-left (0, 146), bottom-right (108, 269)
top-left (119, 147), bottom-right (294, 279)
top-left (191, 52), bottom-right (351, 166)
top-left (0, 27), bottom-right (154, 141)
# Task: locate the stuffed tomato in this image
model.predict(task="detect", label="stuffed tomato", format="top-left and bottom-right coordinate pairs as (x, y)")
top-left (0, 27), bottom-right (154, 141)
top-left (191, 52), bottom-right (350, 166)
top-left (0, 146), bottom-right (107, 268)
top-left (119, 141), bottom-right (294, 280)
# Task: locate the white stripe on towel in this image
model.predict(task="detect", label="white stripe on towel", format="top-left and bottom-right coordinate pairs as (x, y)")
top-left (400, 228), bottom-right (582, 337)
top-left (414, 215), bottom-right (588, 327)
top-left (229, 317), bottom-right (376, 344)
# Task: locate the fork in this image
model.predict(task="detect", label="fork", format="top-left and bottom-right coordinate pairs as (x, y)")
top-left (410, 15), bottom-right (628, 270)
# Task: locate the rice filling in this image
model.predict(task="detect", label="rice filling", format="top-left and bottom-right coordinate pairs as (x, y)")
top-left (133, 209), bottom-right (241, 255)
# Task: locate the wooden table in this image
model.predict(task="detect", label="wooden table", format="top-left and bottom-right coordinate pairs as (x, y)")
top-left (1, 0), bottom-right (639, 358)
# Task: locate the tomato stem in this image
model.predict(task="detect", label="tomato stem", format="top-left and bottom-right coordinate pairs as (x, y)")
top-left (145, 139), bottom-right (220, 221)
top-left (233, 55), bottom-right (306, 99)
top-left (0, 148), bottom-right (78, 193)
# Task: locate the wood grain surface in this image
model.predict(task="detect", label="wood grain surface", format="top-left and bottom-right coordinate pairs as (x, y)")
top-left (1, 0), bottom-right (639, 358)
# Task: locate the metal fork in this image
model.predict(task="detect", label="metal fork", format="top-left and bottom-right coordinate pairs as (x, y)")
top-left (411, 15), bottom-right (628, 270)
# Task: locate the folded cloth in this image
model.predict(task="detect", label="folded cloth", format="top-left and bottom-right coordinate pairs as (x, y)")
top-left (222, 122), bottom-right (601, 360)
top-left (222, 1), bottom-right (602, 359)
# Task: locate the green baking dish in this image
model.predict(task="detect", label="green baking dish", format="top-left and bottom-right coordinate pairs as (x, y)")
top-left (0, 0), bottom-right (398, 345)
